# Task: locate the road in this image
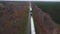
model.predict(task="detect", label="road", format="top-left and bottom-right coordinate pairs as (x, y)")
top-left (27, 2), bottom-right (31, 34)
top-left (27, 2), bottom-right (36, 34)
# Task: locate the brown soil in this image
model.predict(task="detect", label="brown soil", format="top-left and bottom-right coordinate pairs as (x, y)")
top-left (32, 3), bottom-right (58, 34)
top-left (0, 2), bottom-right (29, 34)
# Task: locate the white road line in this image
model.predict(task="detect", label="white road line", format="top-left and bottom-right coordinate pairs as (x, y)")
top-left (31, 16), bottom-right (36, 34)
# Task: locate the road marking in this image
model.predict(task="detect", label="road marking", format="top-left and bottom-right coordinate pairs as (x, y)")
top-left (31, 16), bottom-right (36, 34)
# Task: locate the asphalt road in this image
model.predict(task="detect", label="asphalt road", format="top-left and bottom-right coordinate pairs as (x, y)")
top-left (27, 2), bottom-right (31, 34)
top-left (27, 2), bottom-right (36, 34)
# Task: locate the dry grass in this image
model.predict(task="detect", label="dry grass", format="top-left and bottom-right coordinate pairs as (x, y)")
top-left (0, 2), bottom-right (29, 34)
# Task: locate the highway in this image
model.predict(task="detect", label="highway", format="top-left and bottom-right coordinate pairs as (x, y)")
top-left (27, 2), bottom-right (36, 34)
top-left (27, 2), bottom-right (31, 34)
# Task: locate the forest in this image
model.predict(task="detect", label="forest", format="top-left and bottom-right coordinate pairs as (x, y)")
top-left (33, 1), bottom-right (60, 24)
